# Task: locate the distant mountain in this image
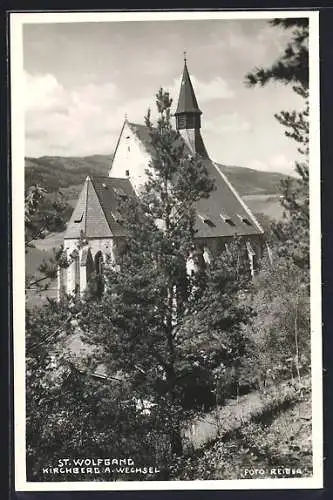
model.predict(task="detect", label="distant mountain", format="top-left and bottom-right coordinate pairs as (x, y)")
top-left (25, 155), bottom-right (289, 198)
top-left (25, 155), bottom-right (113, 192)
top-left (216, 164), bottom-right (287, 196)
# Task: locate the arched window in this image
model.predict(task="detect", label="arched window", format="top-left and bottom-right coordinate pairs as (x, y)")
top-left (85, 249), bottom-right (94, 283)
top-left (75, 254), bottom-right (80, 291)
top-left (93, 251), bottom-right (105, 298)
top-left (94, 251), bottom-right (104, 275)
top-left (69, 249), bottom-right (80, 296)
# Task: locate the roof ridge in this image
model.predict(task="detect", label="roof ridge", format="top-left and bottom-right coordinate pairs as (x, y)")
top-left (89, 175), bottom-right (131, 181)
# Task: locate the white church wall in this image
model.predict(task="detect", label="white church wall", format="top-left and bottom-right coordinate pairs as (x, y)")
top-left (66, 254), bottom-right (78, 295)
top-left (63, 238), bottom-right (78, 255)
top-left (79, 264), bottom-right (87, 295)
top-left (109, 121), bottom-right (151, 193)
top-left (57, 265), bottom-right (66, 301)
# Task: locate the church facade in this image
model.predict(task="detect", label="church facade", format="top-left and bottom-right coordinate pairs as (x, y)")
top-left (58, 59), bottom-right (265, 299)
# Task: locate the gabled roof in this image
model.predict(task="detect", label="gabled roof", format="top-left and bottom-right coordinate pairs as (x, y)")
top-left (175, 60), bottom-right (202, 116)
top-left (68, 117), bottom-right (263, 240)
top-left (126, 121), bottom-right (186, 156)
top-left (127, 122), bottom-right (155, 156)
top-left (112, 122), bottom-right (263, 238)
top-left (64, 177), bottom-right (136, 239)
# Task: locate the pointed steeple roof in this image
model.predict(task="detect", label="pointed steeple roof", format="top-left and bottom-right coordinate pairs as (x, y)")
top-left (64, 176), bottom-right (136, 239)
top-left (175, 58), bottom-right (202, 116)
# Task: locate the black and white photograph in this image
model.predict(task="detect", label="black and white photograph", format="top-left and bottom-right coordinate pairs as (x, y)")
top-left (11, 10), bottom-right (322, 491)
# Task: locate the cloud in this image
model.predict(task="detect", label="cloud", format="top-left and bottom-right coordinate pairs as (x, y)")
top-left (247, 154), bottom-right (296, 175)
top-left (25, 68), bottom-right (235, 157)
top-left (25, 72), bottom-right (68, 113)
top-left (24, 71), bottom-right (152, 156)
top-left (247, 160), bottom-right (269, 172)
top-left (167, 74), bottom-right (234, 106)
top-left (205, 113), bottom-right (251, 134)
top-left (269, 153), bottom-right (294, 172)
top-left (191, 75), bottom-right (234, 101)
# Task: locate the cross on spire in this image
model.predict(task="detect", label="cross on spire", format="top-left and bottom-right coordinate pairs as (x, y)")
top-left (175, 56), bottom-right (202, 117)
top-left (184, 50), bottom-right (187, 62)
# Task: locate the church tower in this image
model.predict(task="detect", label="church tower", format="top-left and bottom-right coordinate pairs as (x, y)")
top-left (174, 56), bottom-right (209, 158)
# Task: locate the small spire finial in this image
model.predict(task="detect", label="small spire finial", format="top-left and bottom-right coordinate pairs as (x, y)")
top-left (184, 50), bottom-right (187, 62)
top-left (124, 112), bottom-right (128, 122)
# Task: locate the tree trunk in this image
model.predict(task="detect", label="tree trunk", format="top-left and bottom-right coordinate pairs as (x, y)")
top-left (294, 278), bottom-right (301, 384)
top-left (170, 428), bottom-right (183, 456)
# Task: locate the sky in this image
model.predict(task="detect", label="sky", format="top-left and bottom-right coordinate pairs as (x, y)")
top-left (23, 18), bottom-right (306, 175)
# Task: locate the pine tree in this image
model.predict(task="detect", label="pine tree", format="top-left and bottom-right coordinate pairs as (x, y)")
top-left (246, 18), bottom-right (310, 275)
top-left (79, 89), bottom-right (253, 459)
top-left (25, 184), bottom-right (71, 290)
top-left (245, 18), bottom-right (308, 90)
top-left (26, 300), bottom-right (161, 481)
top-left (244, 18), bottom-right (311, 385)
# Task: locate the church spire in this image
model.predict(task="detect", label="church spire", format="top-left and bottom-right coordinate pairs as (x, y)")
top-left (175, 56), bottom-right (202, 130)
top-left (174, 56), bottom-right (208, 158)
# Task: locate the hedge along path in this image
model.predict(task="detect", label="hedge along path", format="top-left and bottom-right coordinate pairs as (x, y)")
top-left (182, 375), bottom-right (311, 452)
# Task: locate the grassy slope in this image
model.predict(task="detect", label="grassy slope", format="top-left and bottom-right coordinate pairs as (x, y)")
top-left (173, 388), bottom-right (312, 480)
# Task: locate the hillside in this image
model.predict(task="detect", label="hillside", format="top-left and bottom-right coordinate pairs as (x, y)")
top-left (218, 164), bottom-right (287, 196)
top-left (25, 155), bottom-right (113, 193)
top-left (172, 393), bottom-right (312, 480)
top-left (25, 155), bottom-right (288, 198)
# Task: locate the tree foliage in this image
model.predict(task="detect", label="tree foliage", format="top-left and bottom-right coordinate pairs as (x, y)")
top-left (246, 18), bottom-right (310, 275)
top-left (245, 18), bottom-right (309, 91)
top-left (78, 89), bottom-right (253, 456)
top-left (243, 255), bottom-right (310, 390)
top-left (25, 184), bottom-right (72, 290)
top-left (243, 18), bottom-right (311, 389)
top-left (26, 300), bottom-right (169, 481)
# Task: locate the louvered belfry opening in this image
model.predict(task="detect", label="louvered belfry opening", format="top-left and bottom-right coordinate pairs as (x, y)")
top-left (176, 112), bottom-right (201, 131)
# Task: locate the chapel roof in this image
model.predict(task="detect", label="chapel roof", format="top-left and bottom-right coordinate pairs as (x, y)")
top-left (66, 55), bottom-right (263, 241)
top-left (126, 121), bottom-right (187, 157)
top-left (194, 158), bottom-right (264, 238)
top-left (64, 176), bottom-right (136, 239)
top-left (113, 122), bottom-right (264, 238)
top-left (65, 153), bottom-right (263, 241)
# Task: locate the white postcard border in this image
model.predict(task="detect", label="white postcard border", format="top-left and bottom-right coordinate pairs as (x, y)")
top-left (11, 9), bottom-right (322, 491)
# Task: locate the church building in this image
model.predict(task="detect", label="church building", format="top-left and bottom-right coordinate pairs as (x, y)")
top-left (58, 58), bottom-right (265, 298)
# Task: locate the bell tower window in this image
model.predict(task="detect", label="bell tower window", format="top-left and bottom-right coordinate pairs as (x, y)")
top-left (176, 112), bottom-right (201, 131)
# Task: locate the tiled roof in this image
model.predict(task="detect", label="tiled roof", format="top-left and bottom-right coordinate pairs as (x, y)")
top-left (127, 122), bottom-right (187, 158)
top-left (64, 177), bottom-right (136, 239)
top-left (91, 177), bottom-right (136, 236)
top-left (121, 123), bottom-right (263, 238)
top-left (175, 61), bottom-right (202, 115)
top-left (194, 159), bottom-right (263, 238)
top-left (66, 122), bottom-right (263, 240)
